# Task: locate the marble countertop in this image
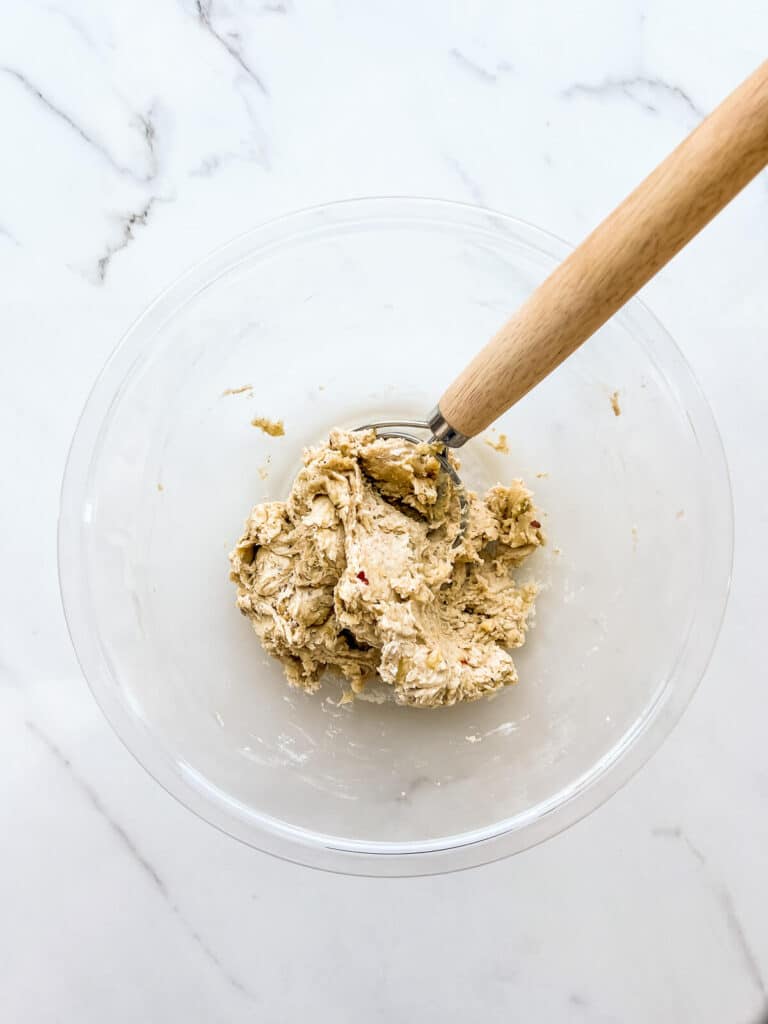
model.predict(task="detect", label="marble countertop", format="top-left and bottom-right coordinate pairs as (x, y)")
top-left (2, 3), bottom-right (767, 1021)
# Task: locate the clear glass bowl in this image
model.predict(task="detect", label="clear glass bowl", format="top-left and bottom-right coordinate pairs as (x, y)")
top-left (59, 198), bottom-right (733, 875)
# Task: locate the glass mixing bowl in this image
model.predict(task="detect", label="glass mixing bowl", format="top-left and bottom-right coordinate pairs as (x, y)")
top-left (59, 198), bottom-right (733, 875)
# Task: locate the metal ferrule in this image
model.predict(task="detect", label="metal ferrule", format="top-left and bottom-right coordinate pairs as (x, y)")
top-left (427, 406), bottom-right (469, 448)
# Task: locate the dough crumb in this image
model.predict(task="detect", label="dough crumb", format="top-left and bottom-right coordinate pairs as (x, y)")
top-left (251, 416), bottom-right (285, 437)
top-left (222, 384), bottom-right (254, 396)
top-left (229, 429), bottom-right (544, 709)
top-left (156, 482), bottom-right (164, 492)
top-left (485, 432), bottom-right (510, 454)
top-left (536, 471), bottom-right (549, 479)
top-left (610, 390), bottom-right (621, 416)
top-left (257, 466), bottom-right (269, 480)
top-left (676, 509), bottom-right (685, 519)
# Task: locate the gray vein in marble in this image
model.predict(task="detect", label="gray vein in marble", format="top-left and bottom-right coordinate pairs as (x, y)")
top-left (233, 78), bottom-right (272, 168)
top-left (195, 0), bottom-right (269, 95)
top-left (719, 897), bottom-right (768, 1004)
top-left (44, 4), bottom-right (99, 49)
top-left (27, 719), bottom-right (166, 886)
top-left (190, 153), bottom-right (227, 177)
top-left (651, 825), bottom-right (706, 865)
top-left (568, 992), bottom-right (619, 1024)
top-left (135, 106), bottom-right (160, 181)
top-left (191, 144), bottom-right (265, 177)
top-left (0, 652), bottom-right (19, 682)
top-left (653, 826), bottom-right (765, 998)
top-left (26, 720), bottom-right (260, 1004)
top-left (95, 196), bottom-right (158, 282)
top-left (1, 66), bottom-right (98, 152)
top-left (473, 297), bottom-right (508, 313)
top-left (0, 67), bottom-right (157, 183)
top-left (444, 155), bottom-right (487, 205)
top-left (0, 224), bottom-right (20, 247)
top-left (450, 48), bottom-right (513, 84)
top-left (563, 75), bottom-right (704, 120)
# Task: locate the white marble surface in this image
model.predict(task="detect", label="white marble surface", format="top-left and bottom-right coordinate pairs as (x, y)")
top-left (1, 2), bottom-right (767, 1020)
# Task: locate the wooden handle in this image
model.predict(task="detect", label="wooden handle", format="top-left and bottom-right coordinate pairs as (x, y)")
top-left (439, 61), bottom-right (768, 439)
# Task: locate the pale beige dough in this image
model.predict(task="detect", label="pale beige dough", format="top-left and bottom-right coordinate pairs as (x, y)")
top-left (229, 429), bottom-right (544, 708)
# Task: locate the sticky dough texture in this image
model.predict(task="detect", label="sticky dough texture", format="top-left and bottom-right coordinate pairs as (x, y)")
top-left (229, 429), bottom-right (543, 708)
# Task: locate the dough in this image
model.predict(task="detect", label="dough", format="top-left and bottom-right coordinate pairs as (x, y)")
top-left (229, 429), bottom-right (544, 708)
top-left (251, 416), bottom-right (285, 436)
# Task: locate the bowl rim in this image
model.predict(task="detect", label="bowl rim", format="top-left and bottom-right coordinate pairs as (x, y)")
top-left (58, 196), bottom-right (734, 876)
